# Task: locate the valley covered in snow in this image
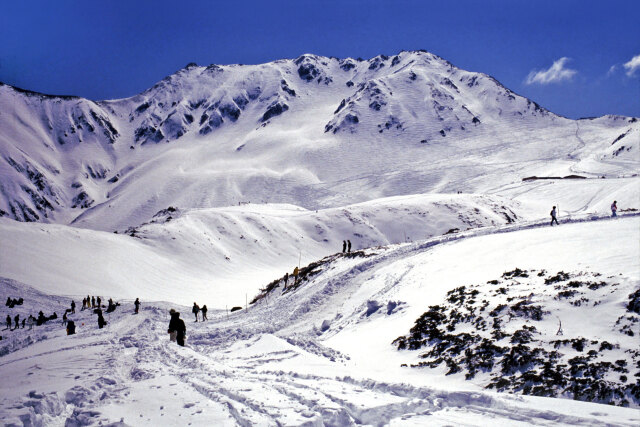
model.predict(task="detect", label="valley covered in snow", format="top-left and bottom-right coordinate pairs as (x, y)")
top-left (0, 51), bottom-right (639, 425)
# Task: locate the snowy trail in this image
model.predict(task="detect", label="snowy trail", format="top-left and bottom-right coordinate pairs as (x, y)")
top-left (5, 304), bottom-right (632, 426)
top-left (1, 215), bottom-right (639, 425)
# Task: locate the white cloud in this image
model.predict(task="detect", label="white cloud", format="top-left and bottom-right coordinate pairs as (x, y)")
top-left (622, 54), bottom-right (640, 77)
top-left (525, 57), bottom-right (577, 85)
top-left (607, 64), bottom-right (618, 76)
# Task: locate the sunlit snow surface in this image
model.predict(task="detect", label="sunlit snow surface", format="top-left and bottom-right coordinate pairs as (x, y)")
top-left (1, 214), bottom-right (638, 425)
top-left (1, 51), bottom-right (639, 425)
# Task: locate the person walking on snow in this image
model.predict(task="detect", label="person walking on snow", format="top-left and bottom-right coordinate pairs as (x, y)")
top-left (283, 272), bottom-right (289, 289)
top-left (5, 315), bottom-right (11, 330)
top-left (342, 240), bottom-right (347, 253)
top-left (201, 305), bottom-right (208, 321)
top-left (13, 314), bottom-right (19, 330)
top-left (91, 296), bottom-right (96, 308)
top-left (168, 309), bottom-right (178, 342)
top-left (192, 302), bottom-right (200, 322)
top-left (550, 206), bottom-right (559, 226)
top-left (27, 315), bottom-right (35, 330)
top-left (611, 201), bottom-right (618, 217)
top-left (168, 309), bottom-right (186, 346)
top-left (97, 309), bottom-right (107, 329)
top-left (70, 300), bottom-right (76, 313)
top-left (134, 298), bottom-right (140, 314)
top-left (347, 240), bottom-right (352, 253)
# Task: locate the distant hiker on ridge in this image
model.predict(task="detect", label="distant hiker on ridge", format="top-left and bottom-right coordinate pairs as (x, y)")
top-left (347, 240), bottom-right (352, 253)
top-left (283, 272), bottom-right (289, 289)
top-left (342, 240), bottom-right (347, 253)
top-left (611, 201), bottom-right (617, 217)
top-left (192, 302), bottom-right (200, 322)
top-left (134, 298), bottom-right (140, 314)
top-left (550, 206), bottom-right (559, 226)
top-left (293, 266), bottom-right (299, 285)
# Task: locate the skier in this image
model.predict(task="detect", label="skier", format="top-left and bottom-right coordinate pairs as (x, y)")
top-left (347, 239), bottom-right (352, 253)
top-left (201, 305), bottom-right (208, 321)
top-left (134, 298), bottom-right (140, 314)
top-left (611, 201), bottom-right (618, 217)
top-left (13, 314), bottom-right (19, 330)
top-left (342, 240), bottom-right (347, 253)
top-left (5, 314), bottom-right (11, 330)
top-left (70, 300), bottom-right (76, 313)
top-left (192, 302), bottom-right (200, 322)
top-left (550, 206), bottom-right (559, 226)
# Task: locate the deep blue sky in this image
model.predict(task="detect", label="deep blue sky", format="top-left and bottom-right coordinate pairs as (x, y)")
top-left (1, 0), bottom-right (638, 119)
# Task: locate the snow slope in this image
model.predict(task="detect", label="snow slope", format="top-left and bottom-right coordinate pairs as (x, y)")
top-left (0, 215), bottom-right (638, 425)
top-left (1, 51), bottom-right (638, 229)
top-left (1, 49), bottom-right (639, 425)
top-left (0, 193), bottom-right (524, 307)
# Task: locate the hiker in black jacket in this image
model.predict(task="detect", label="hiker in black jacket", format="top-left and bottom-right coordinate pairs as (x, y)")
top-left (192, 302), bottom-right (200, 322)
top-left (201, 305), bottom-right (208, 321)
top-left (97, 309), bottom-right (107, 329)
top-left (168, 310), bottom-right (186, 346)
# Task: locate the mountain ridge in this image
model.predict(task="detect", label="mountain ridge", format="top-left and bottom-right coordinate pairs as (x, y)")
top-left (1, 50), bottom-right (638, 228)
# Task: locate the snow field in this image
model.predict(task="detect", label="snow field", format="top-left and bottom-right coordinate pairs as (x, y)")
top-left (0, 216), bottom-right (639, 425)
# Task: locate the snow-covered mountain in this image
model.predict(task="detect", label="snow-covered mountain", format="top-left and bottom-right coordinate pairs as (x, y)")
top-left (1, 50), bottom-right (640, 424)
top-left (1, 51), bottom-right (638, 229)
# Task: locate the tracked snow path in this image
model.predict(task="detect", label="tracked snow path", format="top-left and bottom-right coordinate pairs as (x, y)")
top-left (1, 215), bottom-right (639, 425)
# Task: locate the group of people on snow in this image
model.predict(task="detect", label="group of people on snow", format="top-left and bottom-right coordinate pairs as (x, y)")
top-left (550, 201), bottom-right (619, 226)
top-left (191, 302), bottom-right (208, 322)
top-left (1, 297), bottom-right (141, 341)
